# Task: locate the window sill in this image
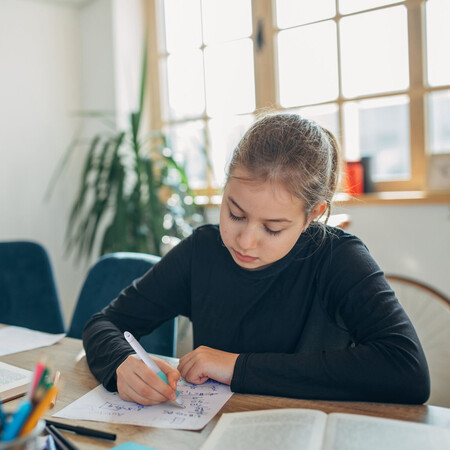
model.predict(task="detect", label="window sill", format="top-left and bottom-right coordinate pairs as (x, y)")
top-left (333, 191), bottom-right (450, 206)
top-left (194, 191), bottom-right (450, 208)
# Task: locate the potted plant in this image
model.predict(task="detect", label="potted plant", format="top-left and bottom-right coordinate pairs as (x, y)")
top-left (47, 46), bottom-right (204, 262)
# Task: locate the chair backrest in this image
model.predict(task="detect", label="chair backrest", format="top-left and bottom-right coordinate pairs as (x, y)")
top-left (386, 274), bottom-right (450, 408)
top-left (0, 241), bottom-right (65, 334)
top-left (67, 252), bottom-right (177, 357)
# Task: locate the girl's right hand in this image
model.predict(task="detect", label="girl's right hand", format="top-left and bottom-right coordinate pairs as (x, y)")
top-left (116, 354), bottom-right (181, 405)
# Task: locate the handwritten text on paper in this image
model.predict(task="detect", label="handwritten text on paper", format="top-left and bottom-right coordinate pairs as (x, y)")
top-left (54, 378), bottom-right (233, 430)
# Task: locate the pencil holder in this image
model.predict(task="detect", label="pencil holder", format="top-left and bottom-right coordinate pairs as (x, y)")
top-left (0, 418), bottom-right (45, 450)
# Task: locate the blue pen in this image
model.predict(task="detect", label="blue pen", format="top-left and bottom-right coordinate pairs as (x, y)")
top-left (0, 400), bottom-right (32, 441)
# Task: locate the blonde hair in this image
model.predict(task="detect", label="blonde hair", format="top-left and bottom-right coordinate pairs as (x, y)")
top-left (226, 113), bottom-right (341, 224)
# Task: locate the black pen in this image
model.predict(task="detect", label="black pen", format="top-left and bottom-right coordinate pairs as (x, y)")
top-left (45, 425), bottom-right (79, 450)
top-left (45, 419), bottom-right (117, 441)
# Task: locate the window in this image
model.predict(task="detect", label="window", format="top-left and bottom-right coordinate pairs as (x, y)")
top-left (426, 0), bottom-right (450, 156)
top-left (146, 0), bottom-right (450, 194)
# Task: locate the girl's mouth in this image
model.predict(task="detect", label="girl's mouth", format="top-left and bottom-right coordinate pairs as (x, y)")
top-left (234, 249), bottom-right (257, 263)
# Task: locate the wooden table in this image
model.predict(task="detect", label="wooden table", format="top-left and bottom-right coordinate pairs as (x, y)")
top-left (2, 337), bottom-right (450, 449)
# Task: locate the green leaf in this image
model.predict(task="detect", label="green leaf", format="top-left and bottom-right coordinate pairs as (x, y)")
top-left (143, 158), bottom-right (164, 255)
top-left (138, 37), bottom-right (148, 118)
top-left (66, 135), bottom-right (102, 242)
top-left (129, 38), bottom-right (148, 144)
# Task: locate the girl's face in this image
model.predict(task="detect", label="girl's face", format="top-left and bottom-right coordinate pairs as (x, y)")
top-left (220, 169), bottom-right (311, 270)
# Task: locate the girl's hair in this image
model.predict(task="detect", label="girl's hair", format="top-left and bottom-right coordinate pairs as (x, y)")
top-left (226, 113), bottom-right (341, 224)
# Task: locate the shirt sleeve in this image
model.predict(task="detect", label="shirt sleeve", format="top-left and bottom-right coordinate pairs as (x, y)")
top-left (230, 235), bottom-right (430, 404)
top-left (82, 235), bottom-right (193, 391)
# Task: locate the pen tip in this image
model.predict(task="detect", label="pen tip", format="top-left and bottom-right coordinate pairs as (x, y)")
top-left (175, 397), bottom-right (185, 408)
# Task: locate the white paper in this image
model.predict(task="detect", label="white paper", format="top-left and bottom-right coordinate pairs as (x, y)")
top-left (0, 326), bottom-right (65, 356)
top-left (54, 379), bottom-right (233, 430)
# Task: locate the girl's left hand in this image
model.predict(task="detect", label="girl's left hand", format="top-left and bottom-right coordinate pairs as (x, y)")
top-left (177, 346), bottom-right (239, 385)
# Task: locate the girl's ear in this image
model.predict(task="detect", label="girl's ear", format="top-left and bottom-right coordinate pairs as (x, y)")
top-left (308, 201), bottom-right (327, 224)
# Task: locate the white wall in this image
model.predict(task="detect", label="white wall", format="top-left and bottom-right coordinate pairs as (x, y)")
top-left (79, 0), bottom-right (115, 111)
top-left (334, 203), bottom-right (450, 297)
top-left (0, 0), bottom-right (88, 325)
top-left (112, 0), bottom-right (143, 123)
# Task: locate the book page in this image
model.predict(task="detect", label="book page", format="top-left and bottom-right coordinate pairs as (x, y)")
top-left (323, 413), bottom-right (450, 450)
top-left (0, 361), bottom-right (32, 401)
top-left (201, 409), bottom-right (328, 450)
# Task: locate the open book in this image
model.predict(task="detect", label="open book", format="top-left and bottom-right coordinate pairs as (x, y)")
top-left (0, 361), bottom-right (32, 402)
top-left (201, 409), bottom-right (450, 450)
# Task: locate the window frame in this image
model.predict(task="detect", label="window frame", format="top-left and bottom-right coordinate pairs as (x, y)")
top-left (144, 0), bottom-right (450, 195)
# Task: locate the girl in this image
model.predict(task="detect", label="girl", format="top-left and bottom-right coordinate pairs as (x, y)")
top-left (83, 113), bottom-right (429, 406)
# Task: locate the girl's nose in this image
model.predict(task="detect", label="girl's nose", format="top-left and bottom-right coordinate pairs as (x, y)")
top-left (237, 224), bottom-right (258, 250)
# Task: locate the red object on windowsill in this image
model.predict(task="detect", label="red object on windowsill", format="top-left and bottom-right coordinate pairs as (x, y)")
top-left (344, 161), bottom-right (364, 195)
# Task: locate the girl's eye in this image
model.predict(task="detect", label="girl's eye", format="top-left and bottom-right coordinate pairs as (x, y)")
top-left (229, 210), bottom-right (282, 235)
top-left (265, 226), bottom-right (281, 236)
top-left (229, 211), bottom-right (245, 221)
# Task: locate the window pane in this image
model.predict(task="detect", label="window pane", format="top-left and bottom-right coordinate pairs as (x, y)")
top-left (204, 39), bottom-right (255, 117)
top-left (163, 0), bottom-right (202, 52)
top-left (165, 121), bottom-right (207, 189)
top-left (292, 103), bottom-right (339, 139)
top-left (426, 0), bottom-right (450, 87)
top-left (167, 51), bottom-right (205, 120)
top-left (278, 21), bottom-right (338, 107)
top-left (428, 90), bottom-right (450, 154)
top-left (339, 0), bottom-right (401, 15)
top-left (208, 115), bottom-right (254, 187)
top-left (201, 0), bottom-right (252, 45)
top-left (343, 96), bottom-right (410, 181)
top-left (340, 6), bottom-right (409, 98)
top-left (276, 0), bottom-right (335, 29)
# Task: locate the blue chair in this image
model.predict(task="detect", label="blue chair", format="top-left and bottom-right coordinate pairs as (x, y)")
top-left (67, 252), bottom-right (177, 357)
top-left (0, 241), bottom-right (65, 334)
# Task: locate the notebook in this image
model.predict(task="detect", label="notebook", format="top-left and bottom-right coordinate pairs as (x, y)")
top-left (0, 361), bottom-right (32, 402)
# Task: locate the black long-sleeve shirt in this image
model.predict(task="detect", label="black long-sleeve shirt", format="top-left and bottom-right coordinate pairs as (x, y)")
top-left (83, 224), bottom-right (430, 404)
